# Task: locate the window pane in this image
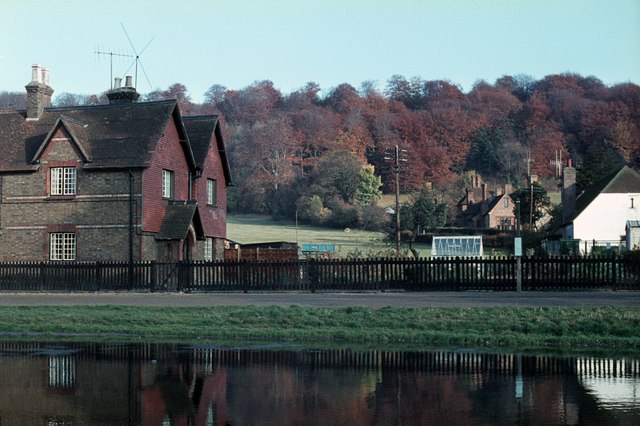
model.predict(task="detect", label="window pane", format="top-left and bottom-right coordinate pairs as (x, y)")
top-left (64, 168), bottom-right (76, 195)
top-left (207, 179), bottom-right (217, 206)
top-left (64, 233), bottom-right (76, 260)
top-left (205, 238), bottom-right (213, 261)
top-left (162, 170), bottom-right (174, 198)
top-left (50, 233), bottom-right (61, 260)
top-left (51, 168), bottom-right (62, 195)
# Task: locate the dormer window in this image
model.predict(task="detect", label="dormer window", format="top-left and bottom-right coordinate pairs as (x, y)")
top-left (50, 167), bottom-right (76, 196)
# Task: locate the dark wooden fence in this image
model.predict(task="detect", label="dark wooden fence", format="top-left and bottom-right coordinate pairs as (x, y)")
top-left (0, 255), bottom-right (637, 293)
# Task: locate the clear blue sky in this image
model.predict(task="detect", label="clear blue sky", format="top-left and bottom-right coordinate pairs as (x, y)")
top-left (1, 0), bottom-right (638, 103)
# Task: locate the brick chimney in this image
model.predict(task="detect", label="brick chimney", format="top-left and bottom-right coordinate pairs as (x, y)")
top-left (562, 160), bottom-right (576, 223)
top-left (505, 183), bottom-right (513, 195)
top-left (25, 64), bottom-right (54, 120)
top-left (105, 76), bottom-right (140, 104)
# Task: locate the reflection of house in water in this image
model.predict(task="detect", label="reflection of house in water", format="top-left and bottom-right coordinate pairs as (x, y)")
top-left (0, 342), bottom-right (638, 425)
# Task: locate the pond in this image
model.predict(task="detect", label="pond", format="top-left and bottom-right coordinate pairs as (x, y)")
top-left (0, 341), bottom-right (638, 425)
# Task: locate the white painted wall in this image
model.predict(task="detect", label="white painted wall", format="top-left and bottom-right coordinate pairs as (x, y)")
top-left (573, 193), bottom-right (640, 242)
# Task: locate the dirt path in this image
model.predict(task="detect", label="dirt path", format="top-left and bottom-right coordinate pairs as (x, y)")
top-left (0, 291), bottom-right (638, 308)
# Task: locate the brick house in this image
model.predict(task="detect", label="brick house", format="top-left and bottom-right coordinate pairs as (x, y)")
top-left (0, 65), bottom-right (231, 262)
top-left (455, 177), bottom-right (516, 230)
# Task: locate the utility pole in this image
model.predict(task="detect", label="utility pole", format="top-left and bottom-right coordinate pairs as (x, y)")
top-left (384, 145), bottom-right (407, 254)
top-left (515, 199), bottom-right (522, 292)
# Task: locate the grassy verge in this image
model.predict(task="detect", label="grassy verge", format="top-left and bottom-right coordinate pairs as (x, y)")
top-left (1, 305), bottom-right (639, 353)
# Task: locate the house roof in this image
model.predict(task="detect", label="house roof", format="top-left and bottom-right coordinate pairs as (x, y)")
top-left (569, 166), bottom-right (640, 223)
top-left (458, 193), bottom-right (511, 221)
top-left (0, 100), bottom-right (196, 172)
top-left (156, 200), bottom-right (205, 241)
top-left (182, 115), bottom-right (232, 185)
top-left (546, 166), bottom-right (640, 238)
top-left (485, 193), bottom-right (510, 212)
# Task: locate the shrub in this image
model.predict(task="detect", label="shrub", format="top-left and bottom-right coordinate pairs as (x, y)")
top-left (296, 195), bottom-right (331, 225)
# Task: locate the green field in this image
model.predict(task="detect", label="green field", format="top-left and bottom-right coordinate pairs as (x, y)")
top-left (227, 214), bottom-right (432, 257)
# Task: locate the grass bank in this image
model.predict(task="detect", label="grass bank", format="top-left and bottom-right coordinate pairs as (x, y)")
top-left (1, 305), bottom-right (639, 353)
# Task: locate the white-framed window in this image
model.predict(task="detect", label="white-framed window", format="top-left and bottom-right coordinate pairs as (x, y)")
top-left (504, 198), bottom-right (509, 208)
top-left (204, 238), bottom-right (213, 261)
top-left (206, 178), bottom-right (217, 206)
top-left (50, 167), bottom-right (76, 195)
top-left (162, 169), bottom-right (174, 199)
top-left (50, 233), bottom-right (76, 261)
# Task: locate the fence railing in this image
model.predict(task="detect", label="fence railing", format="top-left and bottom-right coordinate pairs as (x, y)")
top-left (0, 255), bottom-right (637, 293)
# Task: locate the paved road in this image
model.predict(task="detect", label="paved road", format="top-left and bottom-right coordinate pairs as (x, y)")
top-left (0, 291), bottom-right (638, 308)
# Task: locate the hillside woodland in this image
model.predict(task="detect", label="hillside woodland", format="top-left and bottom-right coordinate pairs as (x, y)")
top-left (2, 73), bottom-right (639, 231)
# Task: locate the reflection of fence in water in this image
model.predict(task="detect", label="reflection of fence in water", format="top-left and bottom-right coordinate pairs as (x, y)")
top-left (194, 348), bottom-right (640, 378)
top-left (2, 342), bottom-right (636, 379)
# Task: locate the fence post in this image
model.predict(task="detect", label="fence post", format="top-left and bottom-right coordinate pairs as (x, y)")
top-left (516, 256), bottom-right (522, 292)
top-left (39, 262), bottom-right (46, 291)
top-left (455, 257), bottom-right (461, 291)
top-left (177, 261), bottom-right (184, 293)
top-left (150, 261), bottom-right (157, 293)
top-left (241, 260), bottom-right (249, 293)
top-left (95, 261), bottom-right (102, 291)
top-left (611, 252), bottom-right (617, 291)
top-left (309, 258), bottom-right (317, 293)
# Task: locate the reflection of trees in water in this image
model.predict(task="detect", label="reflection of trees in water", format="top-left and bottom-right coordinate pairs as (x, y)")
top-left (0, 342), bottom-right (637, 424)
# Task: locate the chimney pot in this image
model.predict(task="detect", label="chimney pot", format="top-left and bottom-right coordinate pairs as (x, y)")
top-left (41, 68), bottom-right (49, 85)
top-left (31, 64), bottom-right (41, 83)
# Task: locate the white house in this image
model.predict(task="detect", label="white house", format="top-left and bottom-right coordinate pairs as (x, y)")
top-left (552, 165), bottom-right (640, 254)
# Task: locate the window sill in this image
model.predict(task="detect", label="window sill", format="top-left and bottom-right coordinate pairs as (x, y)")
top-left (47, 195), bottom-right (76, 201)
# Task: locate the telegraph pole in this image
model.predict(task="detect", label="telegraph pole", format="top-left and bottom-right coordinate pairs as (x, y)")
top-left (384, 145), bottom-right (407, 254)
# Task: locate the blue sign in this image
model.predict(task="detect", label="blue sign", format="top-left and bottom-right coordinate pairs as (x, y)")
top-left (301, 244), bottom-right (335, 252)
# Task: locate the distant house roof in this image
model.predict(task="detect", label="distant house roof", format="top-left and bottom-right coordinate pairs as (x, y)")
top-left (457, 193), bottom-right (511, 224)
top-left (156, 200), bottom-right (205, 241)
top-left (485, 193), bottom-right (510, 211)
top-left (0, 100), bottom-right (197, 172)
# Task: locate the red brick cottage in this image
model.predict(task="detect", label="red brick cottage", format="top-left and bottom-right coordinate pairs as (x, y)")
top-left (0, 65), bottom-right (231, 262)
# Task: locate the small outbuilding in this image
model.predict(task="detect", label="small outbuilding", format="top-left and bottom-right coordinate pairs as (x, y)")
top-left (626, 220), bottom-right (640, 251)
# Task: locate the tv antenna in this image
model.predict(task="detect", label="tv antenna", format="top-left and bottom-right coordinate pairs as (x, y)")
top-left (94, 46), bottom-right (132, 89)
top-left (120, 23), bottom-right (154, 89)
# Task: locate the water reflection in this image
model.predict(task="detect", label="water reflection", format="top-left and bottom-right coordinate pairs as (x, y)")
top-left (0, 342), bottom-right (638, 425)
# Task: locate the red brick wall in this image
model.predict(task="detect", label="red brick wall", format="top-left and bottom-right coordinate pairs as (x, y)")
top-left (196, 132), bottom-right (228, 239)
top-left (488, 194), bottom-right (515, 229)
top-left (142, 115), bottom-right (191, 233)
